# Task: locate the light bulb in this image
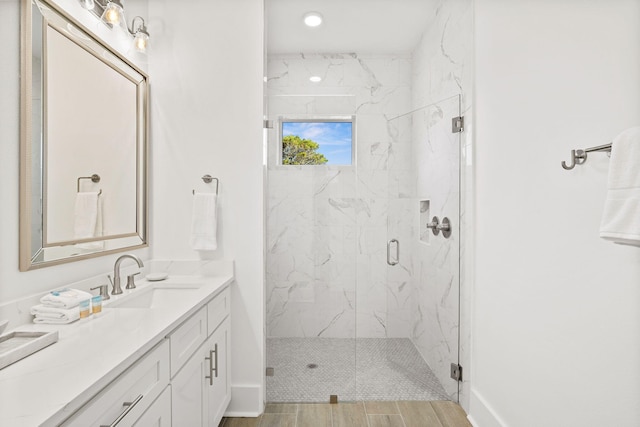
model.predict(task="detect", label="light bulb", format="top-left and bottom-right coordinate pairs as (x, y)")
top-left (309, 76), bottom-right (322, 83)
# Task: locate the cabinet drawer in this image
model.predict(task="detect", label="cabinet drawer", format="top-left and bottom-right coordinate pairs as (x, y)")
top-left (133, 385), bottom-right (171, 426)
top-left (207, 287), bottom-right (230, 336)
top-left (169, 306), bottom-right (207, 377)
top-left (62, 339), bottom-right (170, 427)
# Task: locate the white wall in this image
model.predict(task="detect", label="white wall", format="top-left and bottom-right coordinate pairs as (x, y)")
top-left (0, 0), bottom-right (149, 307)
top-left (471, 1), bottom-right (640, 426)
top-left (148, 0), bottom-right (265, 415)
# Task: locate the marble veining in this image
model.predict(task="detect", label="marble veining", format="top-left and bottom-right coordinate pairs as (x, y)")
top-left (411, 0), bottom-right (473, 405)
top-left (267, 53), bottom-right (412, 340)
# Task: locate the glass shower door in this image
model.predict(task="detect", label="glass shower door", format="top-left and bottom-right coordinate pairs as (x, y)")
top-left (355, 94), bottom-right (462, 402)
top-left (264, 91), bottom-right (358, 402)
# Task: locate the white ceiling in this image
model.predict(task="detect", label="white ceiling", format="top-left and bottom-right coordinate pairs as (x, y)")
top-left (266, 0), bottom-right (439, 55)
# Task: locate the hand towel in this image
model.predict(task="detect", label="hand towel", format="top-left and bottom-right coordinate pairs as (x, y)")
top-left (190, 193), bottom-right (218, 251)
top-left (39, 288), bottom-right (93, 309)
top-left (74, 192), bottom-right (99, 240)
top-left (76, 194), bottom-right (105, 251)
top-left (599, 126), bottom-right (640, 246)
top-left (31, 305), bottom-right (80, 323)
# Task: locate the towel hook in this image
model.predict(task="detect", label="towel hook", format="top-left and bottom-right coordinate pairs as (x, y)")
top-left (561, 149), bottom-right (587, 170)
top-left (192, 175), bottom-right (219, 195)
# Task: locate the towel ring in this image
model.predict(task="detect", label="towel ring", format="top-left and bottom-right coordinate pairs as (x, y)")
top-left (77, 174), bottom-right (100, 191)
top-left (77, 174), bottom-right (102, 195)
top-left (192, 175), bottom-right (219, 195)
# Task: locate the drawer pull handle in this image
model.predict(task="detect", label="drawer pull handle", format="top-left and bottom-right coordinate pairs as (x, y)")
top-left (100, 394), bottom-right (143, 427)
top-left (205, 344), bottom-right (219, 386)
top-left (205, 349), bottom-right (214, 385)
top-left (212, 343), bottom-right (218, 378)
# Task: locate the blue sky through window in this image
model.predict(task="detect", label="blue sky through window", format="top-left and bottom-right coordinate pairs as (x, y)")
top-left (282, 121), bottom-right (353, 165)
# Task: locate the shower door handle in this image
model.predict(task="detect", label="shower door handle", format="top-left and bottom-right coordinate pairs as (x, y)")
top-left (387, 239), bottom-right (399, 266)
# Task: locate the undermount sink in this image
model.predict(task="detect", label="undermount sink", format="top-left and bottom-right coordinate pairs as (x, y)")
top-left (106, 285), bottom-right (201, 309)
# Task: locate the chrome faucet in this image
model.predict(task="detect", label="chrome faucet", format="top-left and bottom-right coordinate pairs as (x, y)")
top-left (110, 254), bottom-right (144, 295)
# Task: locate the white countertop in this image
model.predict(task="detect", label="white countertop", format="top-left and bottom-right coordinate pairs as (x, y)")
top-left (0, 272), bottom-right (233, 427)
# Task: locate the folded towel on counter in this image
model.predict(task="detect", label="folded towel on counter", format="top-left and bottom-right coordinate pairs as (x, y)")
top-left (190, 193), bottom-right (218, 251)
top-left (33, 315), bottom-right (79, 325)
top-left (30, 305), bottom-right (80, 323)
top-left (39, 288), bottom-right (93, 309)
top-left (600, 126), bottom-right (640, 246)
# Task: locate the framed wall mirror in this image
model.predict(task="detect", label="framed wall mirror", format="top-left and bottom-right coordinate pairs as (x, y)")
top-left (20, 0), bottom-right (148, 271)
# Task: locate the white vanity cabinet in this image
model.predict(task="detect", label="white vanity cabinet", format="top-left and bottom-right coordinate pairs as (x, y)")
top-left (57, 285), bottom-right (231, 427)
top-left (0, 267), bottom-right (235, 427)
top-left (171, 287), bottom-right (231, 427)
top-left (61, 339), bottom-right (170, 427)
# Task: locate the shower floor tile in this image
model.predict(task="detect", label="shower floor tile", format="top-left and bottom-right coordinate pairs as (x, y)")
top-left (266, 338), bottom-right (450, 403)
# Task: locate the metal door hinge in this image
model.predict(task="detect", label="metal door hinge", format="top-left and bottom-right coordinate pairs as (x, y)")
top-left (263, 120), bottom-right (274, 129)
top-left (266, 367), bottom-right (274, 377)
top-left (451, 363), bottom-right (463, 381)
top-left (452, 116), bottom-right (464, 133)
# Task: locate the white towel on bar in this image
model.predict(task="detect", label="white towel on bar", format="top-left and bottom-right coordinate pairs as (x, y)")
top-left (31, 305), bottom-right (80, 324)
top-left (39, 288), bottom-right (93, 309)
top-left (73, 192), bottom-right (99, 240)
top-left (190, 193), bottom-right (218, 251)
top-left (599, 126), bottom-right (640, 246)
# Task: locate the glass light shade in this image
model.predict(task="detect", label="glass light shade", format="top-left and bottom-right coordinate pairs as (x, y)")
top-left (102, 1), bottom-right (124, 26)
top-left (133, 31), bottom-right (149, 53)
top-left (80, 0), bottom-right (95, 10)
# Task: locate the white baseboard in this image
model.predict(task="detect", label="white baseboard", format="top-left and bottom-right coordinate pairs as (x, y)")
top-left (224, 385), bottom-right (264, 417)
top-left (469, 388), bottom-right (508, 427)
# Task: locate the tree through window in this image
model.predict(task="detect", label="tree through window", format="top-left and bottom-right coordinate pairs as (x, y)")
top-left (281, 119), bottom-right (354, 166)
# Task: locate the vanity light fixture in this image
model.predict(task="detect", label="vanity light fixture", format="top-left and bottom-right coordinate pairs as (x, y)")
top-left (303, 12), bottom-right (323, 27)
top-left (309, 76), bottom-right (322, 83)
top-left (130, 16), bottom-right (149, 53)
top-left (78, 0), bottom-right (150, 53)
top-left (101, 0), bottom-right (124, 26)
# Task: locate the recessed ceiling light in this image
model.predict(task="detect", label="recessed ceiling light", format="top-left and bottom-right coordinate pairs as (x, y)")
top-left (309, 76), bottom-right (322, 83)
top-left (303, 12), bottom-right (323, 27)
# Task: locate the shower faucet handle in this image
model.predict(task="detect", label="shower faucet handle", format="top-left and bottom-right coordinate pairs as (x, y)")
top-left (437, 217), bottom-right (452, 238)
top-left (426, 216), bottom-right (440, 235)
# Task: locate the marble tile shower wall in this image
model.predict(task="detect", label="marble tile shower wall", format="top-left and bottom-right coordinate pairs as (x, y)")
top-left (266, 53), bottom-right (414, 339)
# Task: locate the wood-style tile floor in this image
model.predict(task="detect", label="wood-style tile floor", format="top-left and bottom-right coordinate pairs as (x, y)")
top-left (219, 401), bottom-right (472, 427)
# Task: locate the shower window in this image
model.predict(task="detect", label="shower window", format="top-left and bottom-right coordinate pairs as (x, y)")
top-left (280, 117), bottom-right (355, 166)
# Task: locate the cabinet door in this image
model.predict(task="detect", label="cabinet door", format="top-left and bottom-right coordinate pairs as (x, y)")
top-left (171, 344), bottom-right (208, 426)
top-left (207, 319), bottom-right (230, 427)
top-left (133, 386), bottom-right (171, 427)
top-left (172, 319), bottom-right (231, 427)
